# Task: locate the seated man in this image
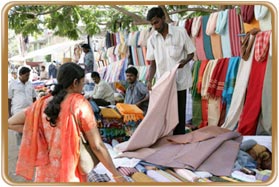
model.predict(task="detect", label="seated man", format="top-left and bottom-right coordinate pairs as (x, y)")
top-left (89, 71), bottom-right (115, 106)
top-left (124, 67), bottom-right (149, 114)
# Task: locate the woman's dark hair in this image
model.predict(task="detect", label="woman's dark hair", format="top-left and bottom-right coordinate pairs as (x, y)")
top-left (91, 71), bottom-right (100, 79)
top-left (146, 7), bottom-right (165, 21)
top-left (44, 62), bottom-right (85, 126)
top-left (19, 67), bottom-right (31, 75)
top-left (125, 66), bottom-right (138, 77)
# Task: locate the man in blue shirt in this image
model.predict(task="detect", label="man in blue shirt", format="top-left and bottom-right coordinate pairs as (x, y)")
top-left (124, 67), bottom-right (149, 114)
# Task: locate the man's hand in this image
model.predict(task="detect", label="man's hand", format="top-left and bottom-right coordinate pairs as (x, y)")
top-left (147, 80), bottom-right (152, 91)
top-left (178, 59), bottom-right (188, 69)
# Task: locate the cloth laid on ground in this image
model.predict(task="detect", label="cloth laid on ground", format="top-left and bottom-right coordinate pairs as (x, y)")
top-left (115, 64), bottom-right (179, 152)
top-left (118, 126), bottom-right (242, 176)
top-left (116, 103), bottom-right (144, 123)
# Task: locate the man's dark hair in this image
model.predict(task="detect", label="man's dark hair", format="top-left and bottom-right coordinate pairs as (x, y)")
top-left (19, 67), bottom-right (31, 75)
top-left (91, 71), bottom-right (100, 78)
top-left (146, 7), bottom-right (165, 21)
top-left (125, 66), bottom-right (138, 77)
top-left (81, 43), bottom-right (91, 49)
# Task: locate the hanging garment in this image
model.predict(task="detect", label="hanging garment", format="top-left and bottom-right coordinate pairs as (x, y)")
top-left (196, 60), bottom-right (209, 93)
top-left (237, 31), bottom-right (271, 135)
top-left (116, 65), bottom-right (179, 152)
top-left (193, 16), bottom-right (207, 60)
top-left (185, 18), bottom-right (193, 37)
top-left (119, 126), bottom-right (241, 176)
top-left (221, 38), bottom-right (256, 130)
top-left (241, 28), bottom-right (261, 61)
top-left (202, 15), bottom-right (214, 60)
top-left (207, 58), bottom-right (230, 98)
top-left (243, 17), bottom-right (260, 33)
top-left (229, 9), bottom-right (242, 57)
top-left (256, 51), bottom-right (272, 135)
top-left (254, 5), bottom-right (272, 31)
top-left (192, 60), bottom-right (202, 127)
top-left (222, 57), bottom-right (241, 115)
top-left (207, 58), bottom-right (229, 126)
top-left (206, 12), bottom-right (223, 59)
top-left (200, 59), bottom-right (218, 128)
top-left (241, 5), bottom-right (255, 24)
top-left (216, 9), bottom-right (232, 58)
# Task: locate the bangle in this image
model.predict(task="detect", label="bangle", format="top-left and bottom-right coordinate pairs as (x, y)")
top-left (113, 175), bottom-right (123, 179)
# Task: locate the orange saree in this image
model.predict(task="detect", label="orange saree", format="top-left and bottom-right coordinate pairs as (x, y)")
top-left (16, 93), bottom-right (96, 182)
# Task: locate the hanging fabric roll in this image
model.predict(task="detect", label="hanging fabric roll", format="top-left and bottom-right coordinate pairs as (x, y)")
top-left (254, 5), bottom-right (272, 31)
top-left (222, 56), bottom-right (241, 116)
top-left (191, 60), bottom-right (202, 127)
top-left (221, 36), bottom-right (256, 130)
top-left (215, 9), bottom-right (232, 58)
top-left (202, 15), bottom-right (214, 60)
top-left (185, 18), bottom-right (193, 37)
top-left (237, 30), bottom-right (271, 135)
top-left (206, 12), bottom-right (223, 59)
top-left (192, 16), bottom-right (207, 60)
top-left (229, 9), bottom-right (242, 57)
top-left (256, 33), bottom-right (272, 135)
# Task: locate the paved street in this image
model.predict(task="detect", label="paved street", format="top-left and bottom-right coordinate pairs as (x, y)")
top-left (7, 130), bottom-right (27, 183)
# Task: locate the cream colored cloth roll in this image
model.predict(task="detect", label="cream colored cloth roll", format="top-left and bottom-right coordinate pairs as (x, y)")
top-left (174, 169), bottom-right (199, 182)
top-left (208, 97), bottom-right (222, 126)
top-left (201, 59), bottom-right (218, 97)
top-left (157, 170), bottom-right (181, 182)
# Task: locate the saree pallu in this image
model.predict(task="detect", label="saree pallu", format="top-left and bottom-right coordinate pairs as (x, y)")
top-left (196, 60), bottom-right (209, 94)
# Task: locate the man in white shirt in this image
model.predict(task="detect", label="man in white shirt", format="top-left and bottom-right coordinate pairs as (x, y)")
top-left (89, 71), bottom-right (115, 106)
top-left (40, 65), bottom-right (48, 80)
top-left (8, 66), bottom-right (37, 146)
top-left (146, 7), bottom-right (196, 135)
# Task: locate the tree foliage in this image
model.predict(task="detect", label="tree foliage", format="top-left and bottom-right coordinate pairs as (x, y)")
top-left (8, 5), bottom-right (228, 40)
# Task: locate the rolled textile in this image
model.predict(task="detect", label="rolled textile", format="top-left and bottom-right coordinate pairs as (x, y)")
top-left (157, 170), bottom-right (181, 182)
top-left (194, 16), bottom-right (207, 60)
top-left (131, 172), bottom-right (156, 182)
top-left (135, 164), bottom-right (147, 173)
top-left (241, 5), bottom-right (255, 23)
top-left (196, 60), bottom-right (209, 94)
top-left (146, 170), bottom-right (172, 182)
top-left (174, 169), bottom-right (199, 182)
top-left (118, 167), bottom-right (138, 176)
top-left (222, 57), bottom-right (241, 115)
top-left (237, 31), bottom-right (270, 135)
top-left (191, 16), bottom-right (202, 37)
top-left (243, 17), bottom-right (260, 33)
top-left (116, 103), bottom-right (144, 123)
top-left (165, 169), bottom-right (190, 182)
top-left (100, 108), bottom-right (122, 119)
top-left (202, 15), bottom-right (214, 60)
top-left (216, 9), bottom-right (232, 58)
top-left (229, 9), bottom-right (241, 57)
top-left (207, 58), bottom-right (230, 98)
top-left (185, 18), bottom-right (193, 37)
top-left (241, 28), bottom-right (261, 61)
top-left (254, 5), bottom-right (272, 31)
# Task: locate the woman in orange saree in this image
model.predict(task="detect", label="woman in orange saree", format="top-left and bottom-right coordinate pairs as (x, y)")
top-left (8, 63), bottom-right (125, 183)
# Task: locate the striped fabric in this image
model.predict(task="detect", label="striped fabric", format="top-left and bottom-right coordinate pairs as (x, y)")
top-left (229, 9), bottom-right (241, 57)
top-left (117, 167), bottom-right (138, 176)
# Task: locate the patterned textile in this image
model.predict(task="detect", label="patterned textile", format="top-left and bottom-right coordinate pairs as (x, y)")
top-left (255, 170), bottom-right (271, 182)
top-left (241, 28), bottom-right (261, 61)
top-left (229, 9), bottom-right (242, 56)
top-left (87, 170), bottom-right (110, 182)
top-left (207, 58), bottom-right (230, 98)
top-left (196, 60), bottom-right (209, 94)
top-left (117, 167), bottom-right (138, 176)
top-left (254, 31), bottom-right (272, 62)
top-left (116, 103), bottom-right (144, 123)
